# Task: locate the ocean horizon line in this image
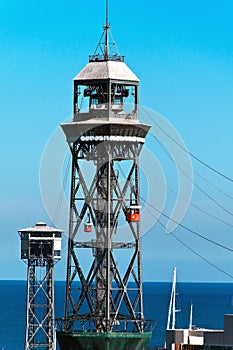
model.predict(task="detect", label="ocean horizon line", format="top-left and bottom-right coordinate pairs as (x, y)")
top-left (0, 279), bottom-right (232, 283)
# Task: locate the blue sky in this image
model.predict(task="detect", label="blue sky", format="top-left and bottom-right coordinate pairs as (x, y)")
top-left (0, 0), bottom-right (233, 281)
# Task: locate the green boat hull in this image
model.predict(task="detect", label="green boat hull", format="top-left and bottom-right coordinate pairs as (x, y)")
top-left (57, 331), bottom-right (152, 350)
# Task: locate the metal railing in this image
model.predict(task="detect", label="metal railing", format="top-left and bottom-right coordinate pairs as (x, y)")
top-left (88, 54), bottom-right (125, 62)
top-left (56, 317), bottom-right (154, 333)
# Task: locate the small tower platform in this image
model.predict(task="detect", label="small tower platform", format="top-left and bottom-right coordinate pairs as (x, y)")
top-left (19, 222), bottom-right (63, 350)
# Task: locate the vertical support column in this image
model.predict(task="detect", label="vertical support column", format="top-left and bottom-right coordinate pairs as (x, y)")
top-left (47, 263), bottom-right (55, 350)
top-left (135, 149), bottom-right (144, 327)
top-left (95, 161), bottom-right (106, 327)
top-left (25, 263), bottom-right (36, 350)
top-left (135, 85), bottom-right (139, 115)
top-left (65, 147), bottom-right (77, 322)
top-left (107, 82), bottom-right (111, 119)
top-left (105, 149), bottom-right (111, 331)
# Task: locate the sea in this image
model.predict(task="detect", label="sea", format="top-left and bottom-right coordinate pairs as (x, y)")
top-left (1, 281), bottom-right (233, 349)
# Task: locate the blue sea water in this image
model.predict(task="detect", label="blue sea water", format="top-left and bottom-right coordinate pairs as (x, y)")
top-left (1, 281), bottom-right (233, 349)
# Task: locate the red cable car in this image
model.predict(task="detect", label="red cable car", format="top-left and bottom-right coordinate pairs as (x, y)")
top-left (84, 222), bottom-right (93, 232)
top-left (126, 205), bottom-right (141, 223)
top-left (84, 214), bottom-right (93, 232)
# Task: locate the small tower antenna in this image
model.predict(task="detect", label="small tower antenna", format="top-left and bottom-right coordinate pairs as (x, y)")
top-left (90, 0), bottom-right (122, 62)
top-left (106, 0), bottom-right (109, 27)
top-left (104, 0), bottom-right (110, 59)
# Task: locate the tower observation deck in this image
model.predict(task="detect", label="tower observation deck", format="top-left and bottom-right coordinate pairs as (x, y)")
top-left (56, 3), bottom-right (152, 350)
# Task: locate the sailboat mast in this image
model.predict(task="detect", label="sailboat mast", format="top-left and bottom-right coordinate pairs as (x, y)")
top-left (189, 303), bottom-right (193, 330)
top-left (172, 267), bottom-right (177, 330)
top-left (167, 266), bottom-right (177, 330)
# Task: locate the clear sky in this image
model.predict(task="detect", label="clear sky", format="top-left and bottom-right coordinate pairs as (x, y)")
top-left (0, 0), bottom-right (232, 281)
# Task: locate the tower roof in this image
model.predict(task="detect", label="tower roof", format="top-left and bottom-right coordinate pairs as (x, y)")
top-left (18, 222), bottom-right (63, 233)
top-left (74, 60), bottom-right (139, 83)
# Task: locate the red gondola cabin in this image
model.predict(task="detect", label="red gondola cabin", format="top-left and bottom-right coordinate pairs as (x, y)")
top-left (84, 222), bottom-right (93, 233)
top-left (126, 205), bottom-right (141, 223)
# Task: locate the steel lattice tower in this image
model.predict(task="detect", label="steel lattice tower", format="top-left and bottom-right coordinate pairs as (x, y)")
top-left (57, 7), bottom-right (152, 350)
top-left (19, 222), bottom-right (62, 350)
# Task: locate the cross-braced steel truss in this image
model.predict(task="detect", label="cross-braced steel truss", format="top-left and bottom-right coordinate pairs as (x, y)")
top-left (25, 249), bottom-right (55, 350)
top-left (63, 139), bottom-right (148, 333)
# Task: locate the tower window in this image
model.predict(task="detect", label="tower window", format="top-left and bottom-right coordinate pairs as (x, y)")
top-left (91, 98), bottom-right (99, 105)
top-left (113, 99), bottom-right (122, 105)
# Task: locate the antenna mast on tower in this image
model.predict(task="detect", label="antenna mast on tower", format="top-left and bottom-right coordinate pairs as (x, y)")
top-left (90, 0), bottom-right (121, 62)
top-left (104, 0), bottom-right (110, 59)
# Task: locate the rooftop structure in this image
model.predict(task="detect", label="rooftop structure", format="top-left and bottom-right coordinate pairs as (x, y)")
top-left (166, 316), bottom-right (233, 350)
top-left (74, 60), bottom-right (139, 82)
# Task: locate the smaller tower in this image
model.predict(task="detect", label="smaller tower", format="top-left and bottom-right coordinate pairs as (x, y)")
top-left (19, 222), bottom-right (63, 350)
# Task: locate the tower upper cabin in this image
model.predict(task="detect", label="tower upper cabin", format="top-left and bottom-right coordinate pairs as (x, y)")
top-left (73, 20), bottom-right (139, 123)
top-left (19, 222), bottom-right (62, 261)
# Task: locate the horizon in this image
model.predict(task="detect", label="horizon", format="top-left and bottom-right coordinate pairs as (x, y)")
top-left (0, 0), bottom-right (232, 282)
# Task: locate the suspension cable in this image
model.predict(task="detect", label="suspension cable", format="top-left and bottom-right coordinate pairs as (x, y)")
top-left (140, 104), bottom-right (233, 183)
top-left (140, 196), bottom-right (233, 280)
top-left (150, 133), bottom-right (233, 217)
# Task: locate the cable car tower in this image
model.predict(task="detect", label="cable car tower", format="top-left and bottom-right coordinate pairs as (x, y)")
top-left (57, 2), bottom-right (152, 349)
top-left (19, 222), bottom-right (62, 350)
